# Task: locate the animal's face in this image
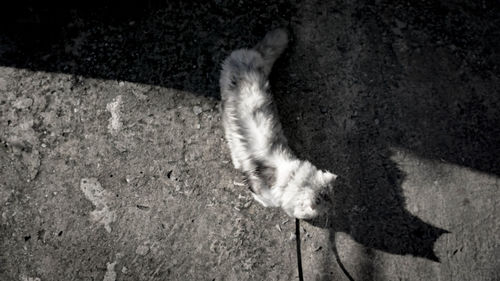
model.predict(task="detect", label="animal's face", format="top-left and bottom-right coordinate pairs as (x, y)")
top-left (282, 170), bottom-right (337, 219)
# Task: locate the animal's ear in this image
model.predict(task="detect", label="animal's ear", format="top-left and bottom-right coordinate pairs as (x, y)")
top-left (321, 171), bottom-right (337, 184)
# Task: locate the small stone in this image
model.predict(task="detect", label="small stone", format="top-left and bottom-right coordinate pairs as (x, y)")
top-left (118, 81), bottom-right (125, 87)
top-left (195, 123), bottom-right (201, 129)
top-left (289, 233), bottom-right (296, 241)
top-left (121, 266), bottom-right (128, 274)
top-left (125, 175), bottom-right (134, 183)
top-left (201, 103), bottom-right (212, 111)
top-left (193, 106), bottom-right (203, 115)
top-left (233, 181), bottom-right (245, 186)
top-left (319, 105), bottom-right (328, 114)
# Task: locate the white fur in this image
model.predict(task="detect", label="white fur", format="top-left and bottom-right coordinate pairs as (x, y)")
top-left (220, 29), bottom-right (337, 219)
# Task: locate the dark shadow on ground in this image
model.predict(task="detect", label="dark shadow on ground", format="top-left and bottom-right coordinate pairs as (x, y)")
top-left (0, 1), bottom-right (294, 98)
top-left (2, 1), bottom-right (497, 175)
top-left (271, 0), bottom-right (499, 279)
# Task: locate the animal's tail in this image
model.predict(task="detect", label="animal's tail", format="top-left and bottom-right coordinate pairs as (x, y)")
top-left (220, 29), bottom-right (288, 95)
top-left (253, 28), bottom-right (289, 76)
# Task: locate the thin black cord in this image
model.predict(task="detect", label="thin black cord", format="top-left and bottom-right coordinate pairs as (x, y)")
top-left (295, 218), bottom-right (354, 281)
top-left (332, 242), bottom-right (355, 281)
top-left (295, 219), bottom-right (304, 281)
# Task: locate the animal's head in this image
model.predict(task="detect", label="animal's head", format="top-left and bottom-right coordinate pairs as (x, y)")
top-left (281, 163), bottom-right (337, 219)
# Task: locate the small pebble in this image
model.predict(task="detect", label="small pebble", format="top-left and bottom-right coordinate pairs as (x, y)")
top-left (193, 106), bottom-right (203, 115)
top-left (201, 103), bottom-right (212, 111)
top-left (125, 175), bottom-right (133, 183)
top-left (289, 233), bottom-right (296, 241)
top-left (233, 181), bottom-right (245, 186)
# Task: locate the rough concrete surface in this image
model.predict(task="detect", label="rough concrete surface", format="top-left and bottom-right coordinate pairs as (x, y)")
top-left (0, 1), bottom-right (499, 281)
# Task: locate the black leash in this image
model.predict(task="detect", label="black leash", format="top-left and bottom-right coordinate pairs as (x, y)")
top-left (295, 219), bottom-right (355, 281)
top-left (295, 219), bottom-right (304, 281)
top-left (332, 241), bottom-right (355, 281)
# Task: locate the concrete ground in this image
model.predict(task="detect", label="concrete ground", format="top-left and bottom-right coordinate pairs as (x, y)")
top-left (1, 1), bottom-right (499, 280)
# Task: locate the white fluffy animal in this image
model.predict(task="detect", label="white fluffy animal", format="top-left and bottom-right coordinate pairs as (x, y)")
top-left (220, 29), bottom-right (337, 219)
